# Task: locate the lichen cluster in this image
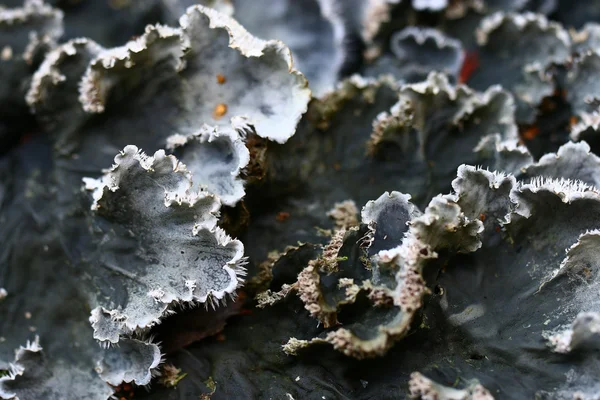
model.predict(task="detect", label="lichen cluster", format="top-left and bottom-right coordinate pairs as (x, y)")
top-left (3, 0), bottom-right (600, 399)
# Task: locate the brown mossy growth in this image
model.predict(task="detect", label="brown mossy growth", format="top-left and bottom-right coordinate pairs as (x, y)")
top-left (246, 249), bottom-right (283, 291)
top-left (318, 229), bottom-right (347, 274)
top-left (367, 99), bottom-right (413, 157)
top-left (255, 284), bottom-right (294, 308)
top-left (247, 243), bottom-right (315, 292)
top-left (327, 200), bottom-right (359, 229)
top-left (297, 229), bottom-right (348, 327)
top-left (297, 262), bottom-right (336, 327)
top-left (243, 132), bottom-right (269, 183)
top-left (363, 281), bottom-right (394, 307)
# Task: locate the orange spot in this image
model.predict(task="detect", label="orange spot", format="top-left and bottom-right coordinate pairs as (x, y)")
top-left (479, 213), bottom-right (486, 222)
top-left (213, 103), bottom-right (228, 119)
top-left (216, 333), bottom-right (226, 341)
top-left (216, 74), bottom-right (226, 84)
top-left (122, 384), bottom-right (132, 392)
top-left (570, 115), bottom-right (579, 127)
top-left (522, 126), bottom-right (540, 141)
top-left (276, 211), bottom-right (290, 222)
top-left (333, 162), bottom-right (341, 171)
top-left (459, 50), bottom-right (479, 84)
top-left (495, 226), bottom-right (501, 233)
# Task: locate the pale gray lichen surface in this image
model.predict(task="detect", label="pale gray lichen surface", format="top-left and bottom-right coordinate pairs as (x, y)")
top-left (4, 1), bottom-right (600, 399)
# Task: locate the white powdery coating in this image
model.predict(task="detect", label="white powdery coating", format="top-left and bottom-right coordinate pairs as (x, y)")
top-left (165, 124), bottom-right (250, 206)
top-left (84, 145), bottom-right (245, 344)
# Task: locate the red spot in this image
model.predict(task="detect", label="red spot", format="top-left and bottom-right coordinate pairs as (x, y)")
top-left (216, 333), bottom-right (226, 341)
top-left (479, 213), bottom-right (486, 222)
top-left (276, 211), bottom-right (290, 222)
top-left (495, 226), bottom-right (501, 233)
top-left (459, 50), bottom-right (479, 84)
top-left (240, 308), bottom-right (253, 316)
top-left (237, 290), bottom-right (248, 301)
